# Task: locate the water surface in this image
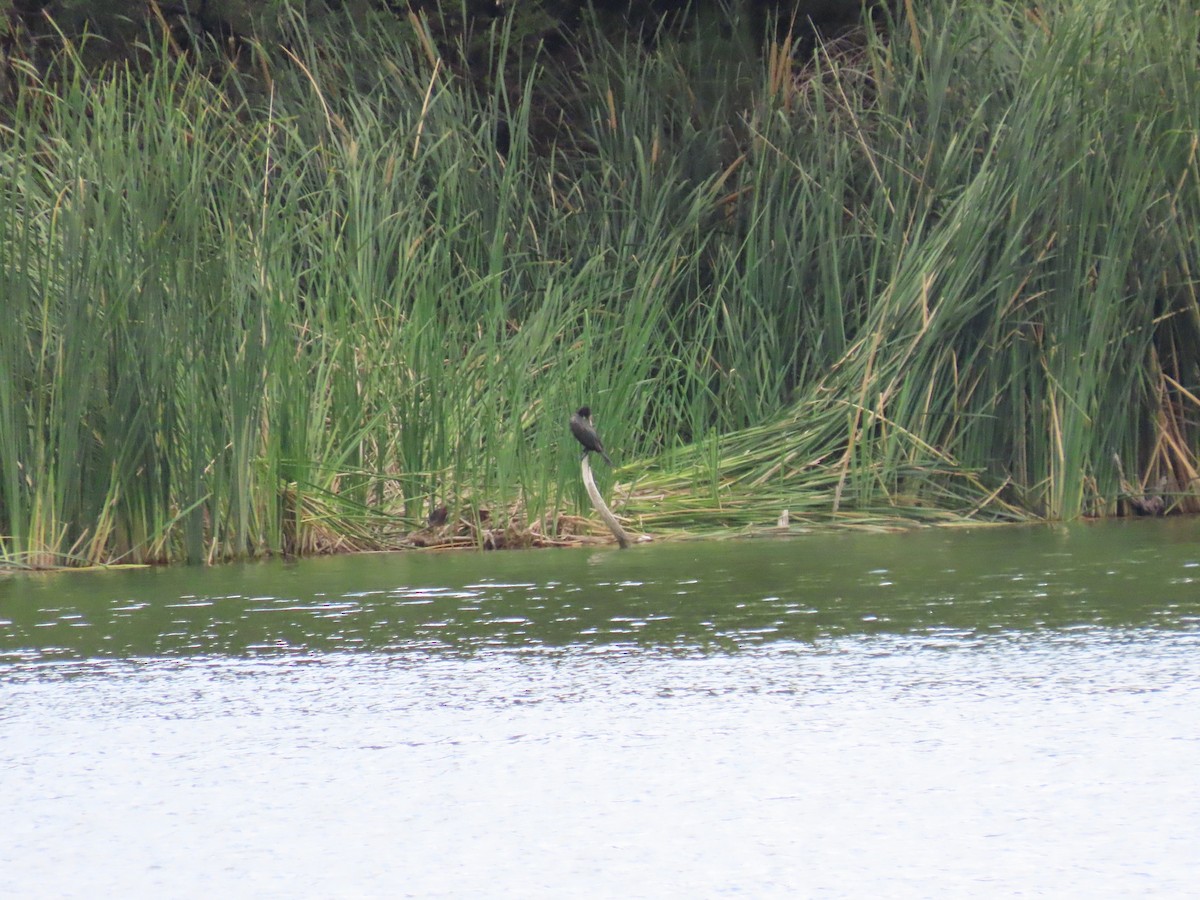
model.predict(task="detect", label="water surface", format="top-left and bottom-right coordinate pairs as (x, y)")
top-left (3, 520), bottom-right (1199, 896)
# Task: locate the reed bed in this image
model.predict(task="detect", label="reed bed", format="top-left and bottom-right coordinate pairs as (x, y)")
top-left (1, 0), bottom-right (1198, 567)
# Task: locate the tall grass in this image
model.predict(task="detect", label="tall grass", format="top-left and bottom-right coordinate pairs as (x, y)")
top-left (621, 0), bottom-right (1200, 528)
top-left (1, 0), bottom-right (1198, 567)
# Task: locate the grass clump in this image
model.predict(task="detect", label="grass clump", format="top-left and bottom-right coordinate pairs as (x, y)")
top-left (1, 0), bottom-right (1198, 568)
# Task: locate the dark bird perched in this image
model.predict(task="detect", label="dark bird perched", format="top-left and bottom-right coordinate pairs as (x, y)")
top-left (569, 406), bottom-right (614, 466)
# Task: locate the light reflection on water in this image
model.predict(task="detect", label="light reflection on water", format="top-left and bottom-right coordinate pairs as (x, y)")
top-left (3, 519), bottom-right (1200, 896)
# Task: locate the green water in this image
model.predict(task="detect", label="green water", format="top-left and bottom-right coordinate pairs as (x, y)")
top-left (3, 519), bottom-right (1197, 659)
top-left (3, 519), bottom-right (1199, 897)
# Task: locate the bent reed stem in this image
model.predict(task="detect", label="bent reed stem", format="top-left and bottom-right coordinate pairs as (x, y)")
top-left (581, 456), bottom-right (630, 549)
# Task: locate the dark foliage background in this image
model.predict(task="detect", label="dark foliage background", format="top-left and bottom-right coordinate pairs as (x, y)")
top-left (1, 1), bottom-right (879, 88)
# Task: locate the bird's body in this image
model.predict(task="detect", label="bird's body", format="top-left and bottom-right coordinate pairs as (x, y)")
top-left (569, 406), bottom-right (614, 466)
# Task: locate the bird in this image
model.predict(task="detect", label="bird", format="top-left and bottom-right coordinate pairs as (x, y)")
top-left (569, 406), bottom-right (614, 466)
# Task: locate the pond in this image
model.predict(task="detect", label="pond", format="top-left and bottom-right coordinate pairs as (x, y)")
top-left (3, 519), bottom-right (1199, 896)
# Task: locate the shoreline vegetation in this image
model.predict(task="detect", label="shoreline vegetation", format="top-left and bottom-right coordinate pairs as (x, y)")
top-left (2, 1), bottom-right (1199, 570)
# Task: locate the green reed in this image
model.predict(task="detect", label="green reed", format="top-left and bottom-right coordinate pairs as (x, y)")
top-left (1, 0), bottom-right (1197, 566)
top-left (622, 0), bottom-right (1200, 530)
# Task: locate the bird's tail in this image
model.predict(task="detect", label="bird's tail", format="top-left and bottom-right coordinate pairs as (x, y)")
top-left (601, 450), bottom-right (614, 466)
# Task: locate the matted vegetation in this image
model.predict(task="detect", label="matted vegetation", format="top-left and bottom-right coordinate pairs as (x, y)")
top-left (1, 0), bottom-right (1198, 568)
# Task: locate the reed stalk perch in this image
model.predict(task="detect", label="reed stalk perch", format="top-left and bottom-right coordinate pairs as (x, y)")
top-left (581, 454), bottom-right (630, 548)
